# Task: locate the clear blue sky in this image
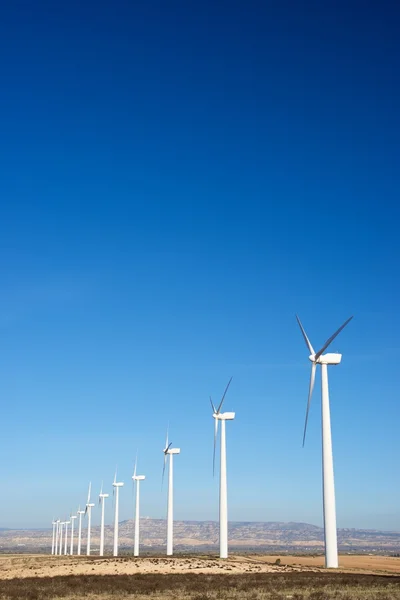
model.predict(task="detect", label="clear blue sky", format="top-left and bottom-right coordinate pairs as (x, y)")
top-left (0, 1), bottom-right (399, 531)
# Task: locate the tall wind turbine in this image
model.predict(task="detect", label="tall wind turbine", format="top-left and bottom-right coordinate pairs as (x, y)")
top-left (77, 506), bottom-right (85, 556)
top-left (85, 482), bottom-right (95, 556)
top-left (162, 427), bottom-right (180, 556)
top-left (112, 469), bottom-right (124, 557)
top-left (210, 377), bottom-right (235, 559)
top-left (55, 519), bottom-right (60, 555)
top-left (59, 522), bottom-right (64, 556)
top-left (132, 454), bottom-right (145, 557)
top-left (70, 514), bottom-right (77, 555)
top-left (51, 520), bottom-right (56, 555)
top-left (64, 520), bottom-right (70, 555)
top-left (296, 315), bottom-right (353, 569)
top-left (99, 482), bottom-right (109, 557)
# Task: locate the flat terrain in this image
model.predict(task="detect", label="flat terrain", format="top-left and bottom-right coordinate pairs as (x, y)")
top-left (0, 554), bottom-right (399, 579)
top-left (0, 555), bottom-right (398, 599)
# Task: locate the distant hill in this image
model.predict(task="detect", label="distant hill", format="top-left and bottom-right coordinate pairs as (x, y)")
top-left (0, 519), bottom-right (399, 554)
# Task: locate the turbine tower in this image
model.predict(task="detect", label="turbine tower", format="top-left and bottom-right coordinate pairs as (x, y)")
top-left (70, 514), bottom-right (77, 555)
top-left (112, 469), bottom-right (124, 557)
top-left (98, 482), bottom-right (109, 557)
top-left (296, 315), bottom-right (353, 569)
top-left (59, 522), bottom-right (64, 556)
top-left (77, 506), bottom-right (85, 556)
top-left (85, 482), bottom-right (95, 556)
top-left (64, 520), bottom-right (70, 555)
top-left (51, 520), bottom-right (56, 555)
top-left (132, 454), bottom-right (145, 557)
top-left (210, 377), bottom-right (235, 559)
top-left (162, 427), bottom-right (180, 556)
top-left (54, 519), bottom-right (60, 555)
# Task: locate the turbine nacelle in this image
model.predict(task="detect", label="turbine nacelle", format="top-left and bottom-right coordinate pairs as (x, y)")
top-left (309, 353), bottom-right (342, 366)
top-left (167, 448), bottom-right (180, 455)
top-left (132, 475), bottom-right (146, 480)
top-left (112, 482), bottom-right (124, 487)
top-left (70, 515), bottom-right (77, 520)
top-left (99, 493), bottom-right (109, 498)
top-left (213, 411), bottom-right (235, 421)
top-left (86, 503), bottom-right (95, 508)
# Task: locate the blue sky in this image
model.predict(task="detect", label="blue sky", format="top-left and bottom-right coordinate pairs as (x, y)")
top-left (0, 1), bottom-right (399, 531)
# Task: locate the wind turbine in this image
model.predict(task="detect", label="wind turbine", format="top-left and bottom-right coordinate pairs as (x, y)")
top-left (51, 520), bottom-right (56, 555)
top-left (64, 520), bottom-right (70, 555)
top-left (296, 315), bottom-right (353, 569)
top-left (77, 506), bottom-right (85, 556)
top-left (59, 522), bottom-right (64, 556)
top-left (70, 513), bottom-right (77, 555)
top-left (85, 482), bottom-right (95, 556)
top-left (54, 519), bottom-right (60, 555)
top-left (112, 468), bottom-right (124, 557)
top-left (99, 482), bottom-right (109, 557)
top-left (210, 377), bottom-right (235, 559)
top-left (132, 453), bottom-right (145, 557)
top-left (162, 427), bottom-right (180, 556)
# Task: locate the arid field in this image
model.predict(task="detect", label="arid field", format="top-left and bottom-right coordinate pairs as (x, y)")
top-left (0, 554), bottom-right (399, 599)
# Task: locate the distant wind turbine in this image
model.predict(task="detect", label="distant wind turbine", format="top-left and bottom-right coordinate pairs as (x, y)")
top-left (64, 520), bottom-right (70, 555)
top-left (77, 506), bottom-right (85, 556)
top-left (210, 377), bottom-right (235, 559)
top-left (112, 468), bottom-right (124, 557)
top-left (296, 315), bottom-right (353, 569)
top-left (162, 426), bottom-right (180, 556)
top-left (59, 522), bottom-right (64, 556)
top-left (54, 519), bottom-right (60, 555)
top-left (51, 520), bottom-right (56, 555)
top-left (99, 482), bottom-right (109, 557)
top-left (70, 514), bottom-right (77, 555)
top-left (85, 482), bottom-right (95, 556)
top-left (132, 453), bottom-right (145, 557)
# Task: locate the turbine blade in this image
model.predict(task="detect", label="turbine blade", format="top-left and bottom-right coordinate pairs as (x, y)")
top-left (162, 452), bottom-right (167, 487)
top-left (87, 482), bottom-right (91, 504)
top-left (133, 451), bottom-right (137, 479)
top-left (296, 315), bottom-right (315, 355)
top-left (213, 418), bottom-right (219, 476)
top-left (302, 362), bottom-right (317, 447)
top-left (216, 376), bottom-right (233, 414)
top-left (314, 316), bottom-right (353, 360)
top-left (165, 423), bottom-right (169, 451)
top-left (210, 396), bottom-right (216, 413)
top-left (114, 466), bottom-right (117, 485)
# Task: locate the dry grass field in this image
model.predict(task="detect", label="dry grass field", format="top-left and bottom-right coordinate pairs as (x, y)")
top-left (0, 554), bottom-right (398, 600)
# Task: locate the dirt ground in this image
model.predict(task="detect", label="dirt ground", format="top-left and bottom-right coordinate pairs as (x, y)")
top-left (0, 553), bottom-right (398, 580)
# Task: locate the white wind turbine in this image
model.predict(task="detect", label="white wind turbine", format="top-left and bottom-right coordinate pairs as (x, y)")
top-left (132, 454), bottom-right (145, 557)
top-left (162, 427), bottom-right (180, 556)
top-left (85, 482), bottom-right (95, 556)
top-left (64, 519), bottom-right (70, 555)
top-left (59, 522), bottom-right (64, 556)
top-left (99, 482), bottom-right (109, 557)
top-left (77, 506), bottom-right (85, 556)
top-left (51, 520), bottom-right (56, 555)
top-left (112, 468), bottom-right (124, 557)
top-left (296, 315), bottom-right (353, 569)
top-left (54, 519), bottom-right (60, 555)
top-left (70, 513), bottom-right (77, 555)
top-left (210, 377), bottom-right (235, 560)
